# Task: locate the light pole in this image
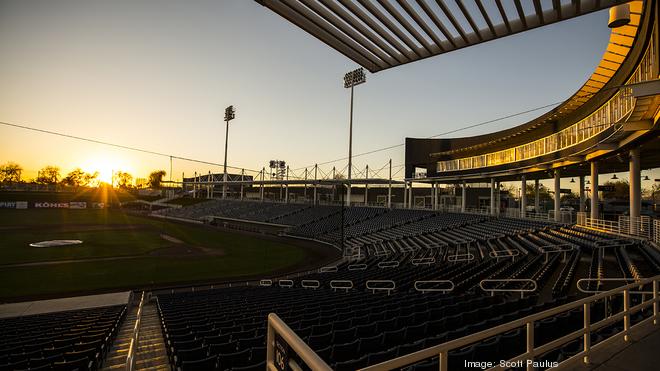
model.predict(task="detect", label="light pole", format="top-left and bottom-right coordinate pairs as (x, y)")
top-left (343, 67), bottom-right (366, 207)
top-left (223, 105), bottom-right (236, 199)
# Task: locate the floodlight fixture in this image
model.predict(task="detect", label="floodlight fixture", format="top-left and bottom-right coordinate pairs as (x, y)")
top-left (225, 105), bottom-right (236, 122)
top-left (344, 68), bottom-right (366, 88)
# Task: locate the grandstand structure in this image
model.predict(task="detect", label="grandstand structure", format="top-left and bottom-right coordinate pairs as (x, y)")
top-left (2, 1), bottom-right (660, 371)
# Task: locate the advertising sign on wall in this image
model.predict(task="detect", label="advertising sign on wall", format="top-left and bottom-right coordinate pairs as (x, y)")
top-left (35, 202), bottom-right (70, 208)
top-left (69, 202), bottom-right (87, 209)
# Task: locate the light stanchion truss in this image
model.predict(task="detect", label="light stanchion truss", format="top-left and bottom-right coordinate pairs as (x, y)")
top-left (255, 0), bottom-right (630, 72)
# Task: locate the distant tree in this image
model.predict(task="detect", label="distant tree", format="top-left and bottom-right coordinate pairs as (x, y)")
top-left (0, 162), bottom-right (23, 183)
top-left (561, 192), bottom-right (579, 204)
top-left (35, 166), bottom-right (61, 184)
top-left (148, 170), bottom-right (167, 188)
top-left (602, 180), bottom-right (629, 200)
top-left (114, 171), bottom-right (133, 189)
top-left (61, 168), bottom-right (99, 187)
top-left (525, 183), bottom-right (552, 202)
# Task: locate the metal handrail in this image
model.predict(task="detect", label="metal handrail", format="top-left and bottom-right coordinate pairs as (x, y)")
top-left (319, 266), bottom-right (338, 273)
top-left (411, 257), bottom-right (436, 265)
top-left (348, 263), bottom-right (368, 271)
top-left (125, 291), bottom-right (145, 371)
top-left (301, 280), bottom-right (320, 289)
top-left (266, 313), bottom-right (332, 371)
top-left (360, 274), bottom-right (660, 371)
top-left (447, 252), bottom-right (475, 262)
top-left (366, 280), bottom-right (396, 294)
top-left (329, 280), bottom-right (353, 292)
top-left (576, 278), bottom-right (657, 294)
top-left (377, 260), bottom-right (400, 268)
top-left (414, 280), bottom-right (455, 293)
top-left (479, 279), bottom-right (537, 298)
top-left (278, 279), bottom-right (294, 288)
top-left (489, 250), bottom-right (520, 259)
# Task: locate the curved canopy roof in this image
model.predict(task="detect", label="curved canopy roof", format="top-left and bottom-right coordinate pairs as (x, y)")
top-left (256, 0), bottom-right (630, 73)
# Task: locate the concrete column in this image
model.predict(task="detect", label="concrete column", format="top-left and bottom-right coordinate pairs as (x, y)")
top-left (461, 181), bottom-right (467, 213)
top-left (490, 178), bottom-right (496, 216)
top-left (521, 175), bottom-right (527, 217)
top-left (591, 162), bottom-right (599, 219)
top-left (534, 179), bottom-right (540, 213)
top-left (409, 182), bottom-right (414, 208)
top-left (554, 170), bottom-right (561, 222)
top-left (387, 160), bottom-right (392, 209)
top-left (285, 166), bottom-right (289, 204)
top-left (629, 148), bottom-right (641, 219)
top-left (403, 181), bottom-right (408, 208)
top-left (579, 176), bottom-right (586, 213)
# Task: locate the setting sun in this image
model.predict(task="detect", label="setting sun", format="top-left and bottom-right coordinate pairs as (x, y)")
top-left (81, 155), bottom-right (132, 184)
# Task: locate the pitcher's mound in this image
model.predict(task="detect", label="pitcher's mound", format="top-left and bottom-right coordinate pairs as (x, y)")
top-left (30, 240), bottom-right (83, 248)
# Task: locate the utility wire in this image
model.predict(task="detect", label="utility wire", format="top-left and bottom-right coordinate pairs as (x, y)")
top-left (0, 121), bottom-right (260, 173)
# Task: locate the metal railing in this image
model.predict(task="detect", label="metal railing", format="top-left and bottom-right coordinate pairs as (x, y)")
top-left (266, 313), bottom-right (332, 371)
top-left (414, 280), bottom-right (455, 293)
top-left (578, 215), bottom-right (656, 241)
top-left (359, 274), bottom-right (659, 371)
top-left (436, 30), bottom-right (656, 174)
top-left (479, 279), bottom-right (537, 298)
top-left (125, 291), bottom-right (145, 371)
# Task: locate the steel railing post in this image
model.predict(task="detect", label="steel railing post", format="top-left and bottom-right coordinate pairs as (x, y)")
top-left (583, 302), bottom-right (591, 364)
top-left (654, 280), bottom-right (658, 325)
top-left (526, 321), bottom-right (534, 371)
top-left (266, 316), bottom-right (274, 370)
top-left (439, 350), bottom-right (448, 371)
top-left (624, 289), bottom-right (631, 341)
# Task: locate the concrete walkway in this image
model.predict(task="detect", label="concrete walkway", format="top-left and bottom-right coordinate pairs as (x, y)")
top-left (0, 291), bottom-right (131, 318)
top-left (567, 319), bottom-right (660, 371)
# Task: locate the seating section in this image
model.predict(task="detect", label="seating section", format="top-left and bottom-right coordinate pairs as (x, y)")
top-left (0, 305), bottom-right (125, 371)
top-left (152, 200), bottom-right (660, 369)
top-left (158, 286), bottom-right (553, 371)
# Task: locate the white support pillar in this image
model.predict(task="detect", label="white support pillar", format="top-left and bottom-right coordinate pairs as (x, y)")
top-left (630, 148), bottom-right (641, 235)
top-left (240, 169), bottom-right (244, 200)
top-left (521, 175), bottom-right (527, 217)
top-left (207, 171), bottom-right (211, 199)
top-left (313, 164), bottom-right (318, 206)
top-left (260, 168), bottom-right (265, 202)
top-left (554, 169), bottom-right (561, 222)
top-left (364, 165), bottom-right (369, 206)
top-left (629, 148), bottom-right (641, 219)
top-left (403, 181), bottom-right (408, 209)
top-left (490, 178), bottom-right (496, 216)
top-left (193, 171), bottom-right (197, 199)
top-left (285, 166), bottom-right (289, 204)
top-left (534, 179), bottom-right (540, 213)
top-left (387, 159), bottom-right (392, 209)
top-left (304, 168), bottom-right (308, 201)
top-left (461, 181), bottom-right (467, 213)
top-left (579, 176), bottom-right (586, 213)
top-left (591, 162), bottom-right (599, 219)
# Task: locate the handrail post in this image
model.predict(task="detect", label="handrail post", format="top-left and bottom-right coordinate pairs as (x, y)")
top-left (583, 302), bottom-right (591, 364)
top-left (526, 321), bottom-right (534, 371)
top-left (266, 316), bottom-right (275, 370)
top-left (439, 350), bottom-right (448, 371)
top-left (654, 279), bottom-right (658, 325)
top-left (624, 289), bottom-right (631, 341)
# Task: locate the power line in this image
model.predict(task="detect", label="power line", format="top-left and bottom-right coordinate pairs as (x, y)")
top-left (0, 121), bottom-right (260, 173)
top-left (293, 100), bottom-right (564, 171)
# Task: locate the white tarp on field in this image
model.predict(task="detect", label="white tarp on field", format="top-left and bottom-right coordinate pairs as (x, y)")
top-left (29, 240), bottom-right (83, 248)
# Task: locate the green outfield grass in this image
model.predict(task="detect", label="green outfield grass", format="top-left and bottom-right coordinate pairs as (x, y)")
top-left (0, 208), bottom-right (311, 300)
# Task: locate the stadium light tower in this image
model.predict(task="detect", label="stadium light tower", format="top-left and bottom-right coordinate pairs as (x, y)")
top-left (343, 67), bottom-right (366, 206)
top-left (223, 105), bottom-right (236, 199)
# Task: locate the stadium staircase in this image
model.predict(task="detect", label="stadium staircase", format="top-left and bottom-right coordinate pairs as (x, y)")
top-left (102, 301), bottom-right (169, 370)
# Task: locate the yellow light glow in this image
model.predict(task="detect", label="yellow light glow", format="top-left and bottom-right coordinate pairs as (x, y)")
top-left (81, 154), bottom-right (133, 185)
